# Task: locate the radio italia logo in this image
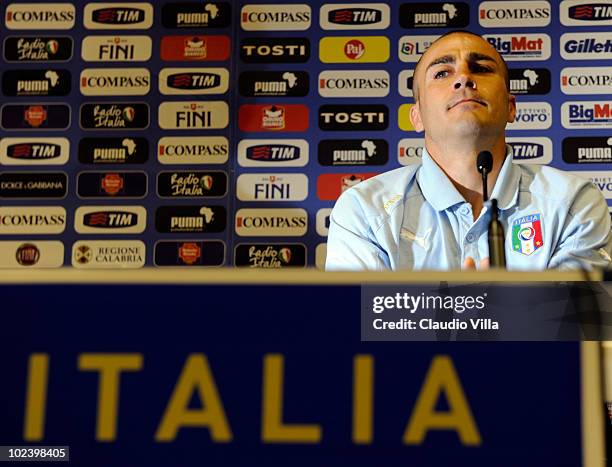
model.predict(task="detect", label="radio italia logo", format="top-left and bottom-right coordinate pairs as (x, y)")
top-left (484, 34), bottom-right (551, 61)
top-left (561, 101), bottom-right (612, 129)
top-left (4, 36), bottom-right (73, 62)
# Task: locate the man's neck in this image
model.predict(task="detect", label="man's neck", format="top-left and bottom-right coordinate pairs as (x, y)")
top-left (425, 137), bottom-right (508, 220)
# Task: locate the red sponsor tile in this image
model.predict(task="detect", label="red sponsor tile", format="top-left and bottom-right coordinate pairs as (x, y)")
top-left (317, 173), bottom-right (378, 201)
top-left (161, 35), bottom-right (231, 61)
top-left (239, 104), bottom-right (309, 132)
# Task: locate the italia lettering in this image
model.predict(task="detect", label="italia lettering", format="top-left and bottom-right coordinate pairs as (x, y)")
top-left (248, 246), bottom-right (283, 268)
top-left (170, 174), bottom-right (207, 196)
top-left (243, 45), bottom-right (306, 57)
top-left (565, 39), bottom-right (612, 54)
top-left (578, 148), bottom-right (612, 160)
top-left (99, 44), bottom-right (134, 60)
top-left (320, 112), bottom-right (385, 124)
top-left (93, 106), bottom-right (128, 128)
top-left (16, 39), bottom-right (53, 60)
top-left (176, 111), bottom-right (211, 128)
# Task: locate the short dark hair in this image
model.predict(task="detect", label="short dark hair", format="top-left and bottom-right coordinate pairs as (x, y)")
top-left (411, 30), bottom-right (510, 101)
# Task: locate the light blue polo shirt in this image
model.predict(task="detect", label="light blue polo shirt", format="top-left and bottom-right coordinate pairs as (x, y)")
top-left (326, 147), bottom-right (612, 271)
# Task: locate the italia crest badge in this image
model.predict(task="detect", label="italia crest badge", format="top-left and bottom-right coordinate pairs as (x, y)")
top-left (512, 214), bottom-right (543, 256)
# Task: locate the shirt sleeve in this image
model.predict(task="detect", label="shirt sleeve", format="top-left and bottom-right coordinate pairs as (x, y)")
top-left (325, 190), bottom-right (391, 271)
top-left (548, 182), bottom-right (612, 271)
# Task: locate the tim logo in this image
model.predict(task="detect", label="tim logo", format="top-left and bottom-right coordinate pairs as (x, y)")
top-left (329, 8), bottom-right (381, 25)
top-left (84, 211), bottom-right (137, 228)
top-left (92, 8), bottom-right (145, 24)
top-left (247, 145), bottom-right (300, 162)
top-left (568, 3), bottom-right (612, 21)
top-left (168, 72), bottom-right (220, 90)
top-left (7, 143), bottom-right (60, 160)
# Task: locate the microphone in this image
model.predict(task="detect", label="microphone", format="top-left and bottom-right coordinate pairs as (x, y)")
top-left (475, 151), bottom-right (506, 268)
top-left (476, 150), bottom-right (493, 202)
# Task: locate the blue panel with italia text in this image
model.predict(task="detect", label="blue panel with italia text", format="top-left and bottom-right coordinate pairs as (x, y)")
top-left (0, 284), bottom-right (580, 466)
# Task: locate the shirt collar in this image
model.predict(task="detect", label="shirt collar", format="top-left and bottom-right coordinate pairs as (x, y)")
top-left (417, 145), bottom-right (521, 212)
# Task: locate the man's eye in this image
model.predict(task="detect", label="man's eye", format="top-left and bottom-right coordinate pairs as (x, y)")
top-left (434, 70), bottom-right (449, 79)
top-left (472, 64), bottom-right (492, 73)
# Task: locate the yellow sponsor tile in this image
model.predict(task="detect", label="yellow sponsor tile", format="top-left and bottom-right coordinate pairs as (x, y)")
top-left (398, 104), bottom-right (416, 131)
top-left (319, 36), bottom-right (390, 63)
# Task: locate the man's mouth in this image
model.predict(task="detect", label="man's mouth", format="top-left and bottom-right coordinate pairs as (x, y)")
top-left (447, 98), bottom-right (487, 110)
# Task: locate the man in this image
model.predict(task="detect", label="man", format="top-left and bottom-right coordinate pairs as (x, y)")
top-left (326, 31), bottom-right (611, 271)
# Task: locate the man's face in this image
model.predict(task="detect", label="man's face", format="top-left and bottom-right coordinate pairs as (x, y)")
top-left (409, 33), bottom-right (516, 141)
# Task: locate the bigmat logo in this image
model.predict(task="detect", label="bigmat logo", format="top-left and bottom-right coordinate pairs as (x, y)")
top-left (398, 35), bottom-right (439, 62)
top-left (78, 137), bottom-right (148, 164)
top-left (319, 105), bottom-right (388, 131)
top-left (0, 206), bottom-right (66, 234)
top-left (561, 101), bottom-right (612, 129)
top-left (398, 70), bottom-right (414, 97)
top-left (569, 171), bottom-right (612, 199)
top-left (318, 70), bottom-right (389, 98)
top-left (161, 35), bottom-right (231, 62)
top-left (154, 240), bottom-right (225, 267)
top-left (240, 38), bottom-right (310, 63)
top-left (320, 3), bottom-right (390, 30)
top-left (2, 69), bottom-right (70, 97)
top-left (0, 137), bottom-right (69, 165)
top-left (158, 136), bottom-right (229, 165)
top-left (157, 171), bottom-right (227, 198)
top-left (507, 137), bottom-right (553, 164)
top-left (158, 101), bottom-right (229, 130)
top-left (509, 68), bottom-right (551, 95)
top-left (84, 3), bottom-right (153, 29)
top-left (0, 241), bottom-right (63, 268)
top-left (1, 104), bottom-right (70, 130)
top-left (399, 2), bottom-right (469, 28)
top-left (235, 208), bottom-right (308, 237)
top-left (0, 172), bottom-right (67, 199)
top-left (162, 2), bottom-right (232, 28)
top-left (239, 71), bottom-right (309, 97)
top-left (155, 205), bottom-right (227, 233)
top-left (316, 208), bottom-right (332, 236)
top-left (75, 206), bottom-right (146, 233)
top-left (234, 243), bottom-right (306, 268)
top-left (80, 68), bottom-right (151, 96)
top-left (239, 105), bottom-right (309, 132)
top-left (3, 36), bottom-right (73, 62)
top-left (318, 139), bottom-right (388, 166)
top-left (479, 1), bottom-right (551, 27)
top-left (561, 67), bottom-right (612, 95)
top-left (72, 240), bottom-right (145, 269)
top-left (77, 171), bottom-right (147, 198)
top-left (319, 36), bottom-right (389, 63)
top-left (159, 68), bottom-right (229, 95)
top-left (560, 33), bottom-right (612, 59)
top-left (563, 137), bottom-right (612, 164)
top-left (241, 4), bottom-right (311, 31)
top-left (398, 138), bottom-right (425, 166)
top-left (484, 34), bottom-right (551, 61)
top-left (237, 139), bottom-right (309, 167)
top-left (561, 0), bottom-right (612, 25)
top-left (81, 36), bottom-right (152, 62)
top-left (80, 102), bottom-right (149, 130)
top-left (236, 174), bottom-right (308, 202)
top-left (5, 3), bottom-right (75, 30)
top-left (507, 102), bottom-right (552, 130)
top-left (317, 173), bottom-right (377, 200)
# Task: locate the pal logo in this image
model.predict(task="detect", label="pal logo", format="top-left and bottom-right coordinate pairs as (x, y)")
top-left (484, 34), bottom-right (551, 61)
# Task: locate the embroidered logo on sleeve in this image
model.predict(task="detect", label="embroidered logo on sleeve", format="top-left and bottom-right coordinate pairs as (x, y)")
top-left (512, 213), bottom-right (543, 256)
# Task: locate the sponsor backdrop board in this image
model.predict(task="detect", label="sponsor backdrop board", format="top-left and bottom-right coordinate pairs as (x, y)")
top-left (0, 1), bottom-right (610, 268)
top-left (0, 283), bottom-right (582, 466)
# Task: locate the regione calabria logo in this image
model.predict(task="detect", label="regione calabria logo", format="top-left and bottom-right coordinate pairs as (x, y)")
top-left (512, 214), bottom-right (543, 256)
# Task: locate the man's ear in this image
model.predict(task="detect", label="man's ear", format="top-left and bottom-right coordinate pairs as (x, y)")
top-left (507, 94), bottom-right (516, 123)
top-left (410, 102), bottom-right (424, 132)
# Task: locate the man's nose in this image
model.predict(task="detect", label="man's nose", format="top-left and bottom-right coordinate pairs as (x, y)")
top-left (453, 74), bottom-right (476, 90)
